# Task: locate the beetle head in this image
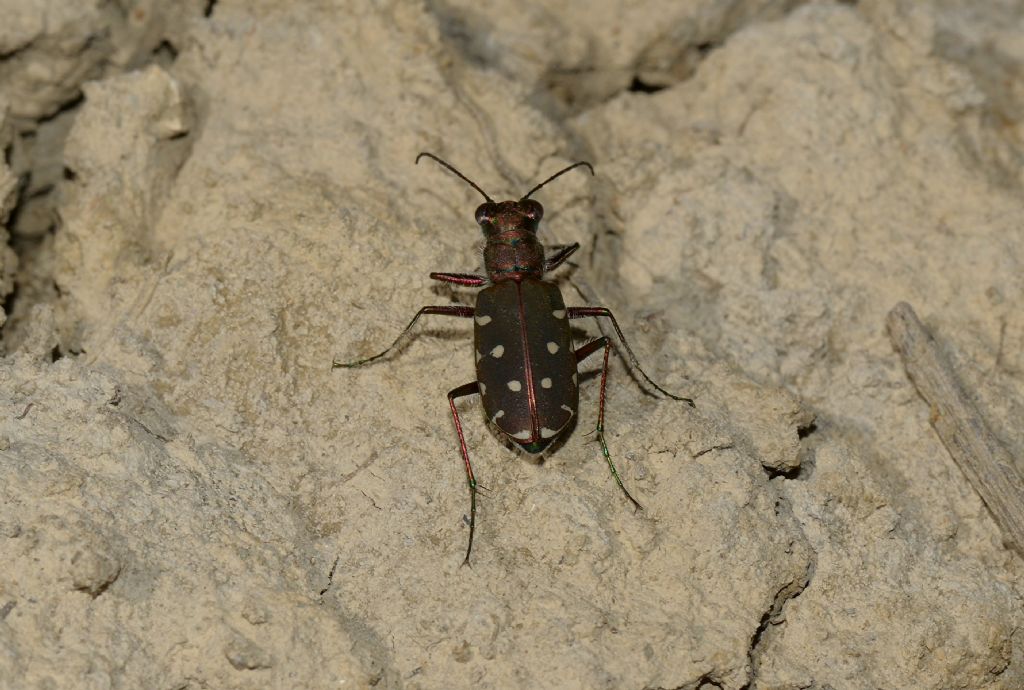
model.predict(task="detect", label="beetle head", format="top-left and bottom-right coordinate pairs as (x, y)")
top-left (475, 199), bottom-right (544, 236)
top-left (414, 152), bottom-right (593, 238)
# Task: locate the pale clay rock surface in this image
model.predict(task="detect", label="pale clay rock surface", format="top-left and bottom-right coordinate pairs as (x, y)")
top-left (1, 1), bottom-right (1023, 689)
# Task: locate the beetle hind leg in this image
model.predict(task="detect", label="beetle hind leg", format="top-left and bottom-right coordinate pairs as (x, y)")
top-left (448, 381), bottom-right (483, 565)
top-left (575, 337), bottom-right (643, 512)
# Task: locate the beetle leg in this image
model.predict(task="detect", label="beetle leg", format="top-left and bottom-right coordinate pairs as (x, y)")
top-left (429, 272), bottom-right (487, 287)
top-left (448, 381), bottom-right (482, 566)
top-left (567, 307), bottom-right (694, 406)
top-left (543, 243), bottom-right (580, 273)
top-left (575, 337), bottom-right (642, 511)
top-left (332, 305), bottom-right (474, 368)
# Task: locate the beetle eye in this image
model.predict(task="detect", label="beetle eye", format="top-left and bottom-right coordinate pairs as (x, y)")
top-left (521, 199), bottom-right (543, 221)
top-left (475, 202), bottom-right (494, 226)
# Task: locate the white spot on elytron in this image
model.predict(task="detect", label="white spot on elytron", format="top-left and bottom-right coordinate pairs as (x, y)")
top-left (552, 309), bottom-right (566, 319)
top-left (547, 341), bottom-right (559, 354)
top-left (507, 380), bottom-right (522, 392)
top-left (511, 429), bottom-right (532, 440)
top-left (490, 344), bottom-right (505, 358)
top-left (475, 314), bottom-right (492, 325)
top-left (561, 404), bottom-right (574, 416)
top-left (541, 377), bottom-right (552, 389)
top-left (492, 410), bottom-right (505, 422)
top-left (571, 373), bottom-right (578, 386)
top-left (479, 383), bottom-right (486, 396)
top-left (540, 427), bottom-right (558, 439)
top-left (475, 350), bottom-right (482, 363)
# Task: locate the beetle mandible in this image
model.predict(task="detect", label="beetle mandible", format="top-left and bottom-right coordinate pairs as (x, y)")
top-left (334, 153), bottom-right (694, 564)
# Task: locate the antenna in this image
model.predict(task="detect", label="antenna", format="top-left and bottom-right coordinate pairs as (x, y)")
top-left (416, 152), bottom-right (494, 203)
top-left (520, 161), bottom-right (594, 201)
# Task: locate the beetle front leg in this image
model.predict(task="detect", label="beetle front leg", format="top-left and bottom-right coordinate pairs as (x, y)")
top-left (567, 307), bottom-right (694, 406)
top-left (543, 243), bottom-right (580, 273)
top-left (448, 380), bottom-right (482, 566)
top-left (575, 337), bottom-right (642, 511)
top-left (430, 272), bottom-right (487, 287)
top-left (332, 305), bottom-right (474, 368)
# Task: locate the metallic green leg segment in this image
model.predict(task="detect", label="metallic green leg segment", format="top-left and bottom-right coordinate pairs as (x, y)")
top-left (576, 337), bottom-right (643, 511)
top-left (596, 423), bottom-right (642, 512)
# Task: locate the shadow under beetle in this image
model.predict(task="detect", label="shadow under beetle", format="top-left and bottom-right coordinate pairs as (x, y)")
top-left (334, 153), bottom-right (694, 564)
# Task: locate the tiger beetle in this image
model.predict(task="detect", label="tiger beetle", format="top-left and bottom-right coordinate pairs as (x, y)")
top-left (333, 153), bottom-right (693, 565)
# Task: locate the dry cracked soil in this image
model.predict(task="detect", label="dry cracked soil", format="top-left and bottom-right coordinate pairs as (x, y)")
top-left (1, 1), bottom-right (1024, 689)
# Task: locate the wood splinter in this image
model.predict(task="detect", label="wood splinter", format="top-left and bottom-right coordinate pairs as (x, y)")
top-left (886, 301), bottom-right (1024, 557)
